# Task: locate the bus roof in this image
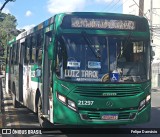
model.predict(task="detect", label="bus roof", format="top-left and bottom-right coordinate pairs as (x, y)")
top-left (11, 12), bottom-right (149, 43)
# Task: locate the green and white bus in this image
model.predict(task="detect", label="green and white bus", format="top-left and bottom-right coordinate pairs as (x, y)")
top-left (6, 12), bottom-right (152, 127)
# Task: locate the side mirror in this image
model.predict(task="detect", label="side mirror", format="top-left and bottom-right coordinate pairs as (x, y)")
top-left (35, 68), bottom-right (42, 77)
top-left (151, 51), bottom-right (155, 61)
top-left (151, 47), bottom-right (155, 60)
top-left (151, 50), bottom-right (155, 57)
top-left (48, 39), bottom-right (54, 60)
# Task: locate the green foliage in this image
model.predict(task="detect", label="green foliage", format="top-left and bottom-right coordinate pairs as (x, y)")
top-left (0, 12), bottom-right (20, 58)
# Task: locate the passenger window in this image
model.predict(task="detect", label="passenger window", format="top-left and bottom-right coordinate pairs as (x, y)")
top-left (31, 35), bottom-right (36, 64)
top-left (24, 38), bottom-right (30, 64)
top-left (12, 43), bottom-right (17, 65)
top-left (15, 43), bottom-right (19, 64)
top-left (36, 31), bottom-right (43, 65)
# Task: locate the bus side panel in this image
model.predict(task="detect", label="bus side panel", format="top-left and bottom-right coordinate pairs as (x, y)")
top-left (23, 65), bottom-right (31, 108)
top-left (15, 65), bottom-right (19, 101)
top-left (23, 64), bottom-right (39, 112)
top-left (30, 64), bottom-right (40, 112)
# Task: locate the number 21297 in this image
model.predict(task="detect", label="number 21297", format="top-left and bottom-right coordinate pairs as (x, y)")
top-left (78, 100), bottom-right (94, 106)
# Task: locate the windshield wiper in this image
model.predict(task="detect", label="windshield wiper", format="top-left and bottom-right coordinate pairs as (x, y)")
top-left (81, 31), bottom-right (101, 58)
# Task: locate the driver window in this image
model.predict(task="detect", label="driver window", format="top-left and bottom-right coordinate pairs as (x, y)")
top-left (117, 41), bottom-right (144, 63)
top-left (133, 42), bottom-right (144, 62)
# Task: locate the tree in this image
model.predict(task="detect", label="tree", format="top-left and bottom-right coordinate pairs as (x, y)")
top-left (0, 0), bottom-right (17, 72)
top-left (0, 0), bottom-right (17, 56)
top-left (0, 0), bottom-right (16, 12)
top-left (0, 12), bottom-right (20, 58)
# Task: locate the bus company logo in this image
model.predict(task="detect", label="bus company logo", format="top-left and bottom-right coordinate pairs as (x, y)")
top-left (106, 101), bottom-right (113, 107)
top-left (102, 93), bottom-right (117, 96)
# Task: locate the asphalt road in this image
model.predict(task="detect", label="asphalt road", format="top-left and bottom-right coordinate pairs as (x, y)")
top-left (0, 83), bottom-right (160, 137)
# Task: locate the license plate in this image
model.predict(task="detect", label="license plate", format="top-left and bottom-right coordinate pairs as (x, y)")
top-left (101, 114), bottom-right (118, 120)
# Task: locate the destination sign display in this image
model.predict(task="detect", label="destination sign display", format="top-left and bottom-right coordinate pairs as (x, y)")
top-left (71, 18), bottom-right (135, 30)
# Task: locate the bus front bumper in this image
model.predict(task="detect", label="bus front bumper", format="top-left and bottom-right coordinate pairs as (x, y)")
top-left (54, 101), bottom-right (151, 126)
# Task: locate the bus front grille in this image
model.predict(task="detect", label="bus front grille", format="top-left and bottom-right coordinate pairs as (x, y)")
top-left (74, 86), bottom-right (142, 97)
top-left (80, 112), bottom-right (136, 121)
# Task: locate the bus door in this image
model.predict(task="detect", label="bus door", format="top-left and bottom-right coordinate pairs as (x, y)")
top-left (23, 37), bottom-right (31, 107)
top-left (42, 31), bottom-right (53, 119)
top-left (19, 38), bottom-right (25, 103)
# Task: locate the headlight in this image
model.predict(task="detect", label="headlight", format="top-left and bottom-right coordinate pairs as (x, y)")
top-left (139, 94), bottom-right (151, 111)
top-left (139, 99), bottom-right (145, 110)
top-left (68, 100), bottom-right (77, 111)
top-left (57, 93), bottom-right (66, 103)
top-left (146, 94), bottom-right (151, 103)
top-left (56, 92), bottom-right (77, 111)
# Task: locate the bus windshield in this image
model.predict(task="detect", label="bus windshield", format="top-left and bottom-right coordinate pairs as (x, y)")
top-left (56, 33), bottom-right (150, 83)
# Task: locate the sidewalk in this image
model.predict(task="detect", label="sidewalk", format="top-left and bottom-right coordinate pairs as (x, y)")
top-left (0, 92), bottom-right (12, 127)
top-left (0, 76), bottom-right (4, 128)
top-left (0, 77), bottom-right (13, 128)
top-left (0, 74), bottom-right (13, 116)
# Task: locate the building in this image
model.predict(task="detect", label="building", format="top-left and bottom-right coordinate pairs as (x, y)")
top-left (123, 0), bottom-right (160, 87)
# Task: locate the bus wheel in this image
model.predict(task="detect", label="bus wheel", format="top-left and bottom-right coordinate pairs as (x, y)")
top-left (38, 98), bottom-right (48, 127)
